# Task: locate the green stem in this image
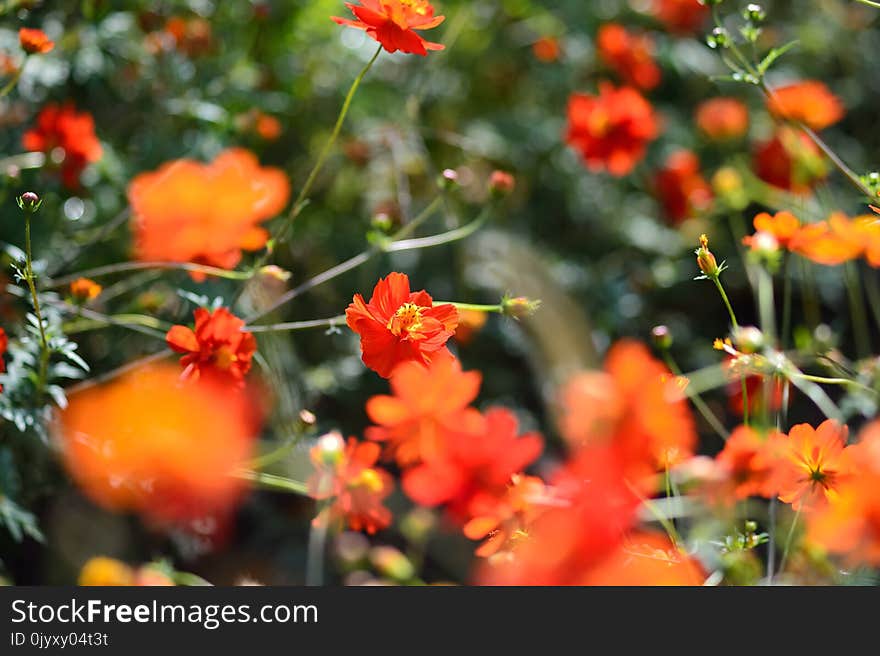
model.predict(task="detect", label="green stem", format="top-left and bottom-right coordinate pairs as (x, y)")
top-left (781, 253), bottom-right (793, 349)
top-left (24, 215), bottom-right (50, 390)
top-left (0, 63), bottom-right (24, 98)
top-left (777, 507), bottom-right (802, 578)
top-left (662, 353), bottom-right (730, 440)
top-left (712, 277), bottom-right (739, 330)
top-left (48, 260), bottom-right (254, 288)
top-left (235, 470), bottom-right (309, 496)
top-left (432, 302), bottom-right (503, 313)
top-left (855, 0), bottom-right (880, 7)
top-left (845, 262), bottom-right (871, 359)
top-left (247, 315), bottom-right (346, 333)
top-left (793, 373), bottom-right (877, 395)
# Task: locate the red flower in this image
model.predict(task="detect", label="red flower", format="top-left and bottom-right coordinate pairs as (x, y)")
top-left (365, 352), bottom-right (483, 466)
top-left (766, 81), bottom-right (844, 131)
top-left (753, 127), bottom-right (827, 194)
top-left (565, 84), bottom-right (659, 176)
top-left (648, 0), bottom-right (710, 35)
top-left (402, 407), bottom-right (543, 522)
top-left (695, 98), bottom-right (749, 141)
top-left (596, 24), bottom-right (661, 91)
top-left (332, 1), bottom-right (445, 56)
top-left (308, 433), bottom-right (393, 534)
top-left (19, 28), bottom-right (54, 54)
top-left (22, 103), bottom-right (102, 189)
top-left (653, 150), bottom-right (713, 224)
top-left (345, 272), bottom-right (458, 378)
top-left (166, 307), bottom-right (257, 386)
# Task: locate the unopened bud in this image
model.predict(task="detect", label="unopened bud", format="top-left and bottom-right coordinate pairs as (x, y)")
top-left (733, 325), bottom-right (764, 354)
top-left (651, 325), bottom-right (673, 350)
top-left (501, 295), bottom-right (541, 320)
top-left (489, 170), bottom-right (516, 196)
top-left (17, 191), bottom-right (42, 213)
top-left (70, 277), bottom-right (102, 303)
top-left (438, 168), bottom-right (459, 189)
top-left (743, 4), bottom-right (765, 22)
top-left (314, 431), bottom-right (345, 467)
top-left (744, 520), bottom-right (758, 533)
top-left (695, 234), bottom-right (720, 277)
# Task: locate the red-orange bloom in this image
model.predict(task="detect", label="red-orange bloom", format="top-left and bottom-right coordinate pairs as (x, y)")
top-left (308, 433), bottom-right (393, 534)
top-left (56, 364), bottom-right (258, 524)
top-left (596, 24), bottom-right (661, 91)
top-left (789, 212), bottom-right (865, 266)
top-left (22, 103), bottom-right (102, 189)
top-left (695, 98), bottom-right (749, 141)
top-left (532, 36), bottom-right (561, 63)
top-left (653, 150), bottom-right (713, 224)
top-left (766, 81), bottom-right (845, 131)
top-left (773, 420), bottom-right (852, 511)
top-left (753, 127), bottom-right (827, 194)
top-left (566, 84), bottom-right (659, 176)
top-left (714, 426), bottom-right (781, 501)
top-left (808, 422), bottom-right (880, 566)
top-left (578, 533), bottom-right (705, 585)
top-left (403, 407), bottom-right (543, 522)
top-left (166, 307), bottom-right (257, 386)
top-left (332, 1), bottom-right (445, 56)
top-left (345, 272), bottom-right (458, 378)
top-left (453, 309), bottom-right (488, 345)
top-left (19, 28), bottom-right (54, 54)
top-left (129, 149), bottom-right (289, 277)
top-left (744, 211), bottom-right (801, 249)
top-left (69, 277), bottom-right (102, 302)
top-left (365, 352), bottom-right (482, 466)
top-left (558, 340), bottom-right (696, 476)
top-left (648, 0), bottom-right (709, 35)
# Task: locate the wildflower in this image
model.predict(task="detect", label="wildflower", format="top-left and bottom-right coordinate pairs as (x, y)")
top-left (695, 98), bottom-right (749, 141)
top-left (308, 434), bottom-right (393, 534)
top-left (753, 127), bottom-right (827, 194)
top-left (365, 352), bottom-right (483, 466)
top-left (745, 211), bottom-right (801, 249)
top-left (789, 212), bottom-right (864, 266)
top-left (19, 28), bottom-right (54, 54)
top-left (345, 272), bottom-right (458, 378)
top-left (454, 309), bottom-right (488, 345)
top-left (331, 1), bottom-right (445, 56)
top-left (128, 149), bottom-right (290, 277)
top-left (166, 307), bottom-right (257, 386)
top-left (69, 278), bottom-right (102, 303)
top-left (578, 533), bottom-right (705, 585)
top-left (596, 24), bottom-right (661, 91)
top-left (807, 422), bottom-right (880, 565)
top-left (653, 150), bottom-right (713, 223)
top-left (56, 364), bottom-right (258, 524)
top-left (532, 36), bottom-right (561, 62)
top-left (774, 420), bottom-right (852, 511)
top-left (488, 170), bottom-right (516, 196)
top-left (695, 234), bottom-right (720, 278)
top-left (648, 0), bottom-right (710, 35)
top-left (23, 103), bottom-right (102, 189)
top-left (501, 295), bottom-right (541, 320)
top-left (766, 81), bottom-right (844, 131)
top-left (565, 84), bottom-right (659, 176)
top-left (402, 407), bottom-right (543, 522)
top-left (714, 426), bottom-right (781, 501)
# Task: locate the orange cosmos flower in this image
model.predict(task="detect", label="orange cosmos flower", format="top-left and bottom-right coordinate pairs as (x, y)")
top-left (807, 422), bottom-right (880, 566)
top-left (23, 103), bottom-right (102, 189)
top-left (128, 149), bottom-right (289, 277)
top-left (789, 212), bottom-right (865, 266)
top-left (166, 307), bottom-right (257, 386)
top-left (332, 1), bottom-right (445, 56)
top-left (578, 532), bottom-right (705, 586)
top-left (454, 308), bottom-right (488, 345)
top-left (596, 24), bottom-right (660, 91)
top-left (402, 407), bottom-right (543, 522)
top-left (345, 272), bottom-right (458, 378)
top-left (69, 277), bottom-right (102, 302)
top-left (714, 426), bottom-right (781, 501)
top-left (773, 420), bottom-right (853, 511)
top-left (308, 433), bottom-right (393, 534)
top-left (559, 340), bottom-right (696, 476)
top-left (695, 98), bottom-right (749, 141)
top-left (79, 557), bottom-right (175, 586)
top-left (744, 211), bottom-right (801, 249)
top-left (56, 364), bottom-right (258, 524)
top-left (532, 36), bottom-right (561, 62)
top-left (365, 352), bottom-right (483, 466)
top-left (753, 127), bottom-right (827, 194)
top-left (648, 0), bottom-right (709, 35)
top-left (19, 28), bottom-right (54, 54)
top-left (565, 84), bottom-right (659, 176)
top-left (766, 81), bottom-right (845, 131)
top-left (653, 150), bottom-right (713, 224)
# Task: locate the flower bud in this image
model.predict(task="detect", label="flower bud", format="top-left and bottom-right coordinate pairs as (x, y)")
top-left (313, 431), bottom-right (345, 467)
top-left (17, 191), bottom-right (42, 213)
top-left (707, 27), bottom-right (730, 49)
top-left (744, 520), bottom-right (758, 533)
top-left (733, 325), bottom-right (764, 354)
top-left (438, 168), bottom-right (459, 189)
top-left (489, 170), bottom-right (516, 196)
top-left (743, 4), bottom-right (765, 22)
top-left (70, 277), bottom-right (102, 303)
top-left (501, 295), bottom-right (541, 320)
top-left (258, 264), bottom-right (291, 282)
top-left (695, 234), bottom-right (720, 277)
top-left (651, 325), bottom-right (673, 350)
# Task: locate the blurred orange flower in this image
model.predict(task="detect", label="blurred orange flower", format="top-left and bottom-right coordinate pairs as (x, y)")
top-left (332, 1), bottom-right (445, 56)
top-left (808, 422), bottom-right (880, 565)
top-left (166, 307), bottom-right (257, 386)
top-left (766, 81), bottom-right (844, 131)
top-left (19, 28), bottom-right (54, 54)
top-left (714, 425), bottom-right (781, 501)
top-left (308, 433), bottom-right (393, 534)
top-left (596, 24), bottom-right (660, 91)
top-left (648, 0), bottom-right (709, 34)
top-left (653, 150), bottom-right (713, 224)
top-left (164, 16), bottom-right (213, 57)
top-left (365, 352), bottom-right (483, 466)
top-left (23, 103), bottom-right (102, 189)
top-left (69, 277), bottom-right (102, 302)
top-left (128, 149), bottom-right (289, 276)
top-left (789, 212), bottom-right (865, 266)
top-left (565, 84), bottom-right (659, 176)
top-left (454, 308), bottom-right (488, 345)
top-left (695, 98), bottom-right (749, 141)
top-left (744, 211), bottom-right (801, 249)
top-left (578, 533), bottom-right (705, 585)
top-left (774, 420), bottom-right (852, 511)
top-left (79, 557), bottom-right (175, 586)
top-left (532, 36), bottom-right (561, 62)
top-left (346, 272), bottom-right (458, 378)
top-left (402, 407), bottom-right (543, 522)
top-left (753, 127), bottom-right (827, 194)
top-left (559, 340), bottom-right (696, 475)
top-left (56, 364), bottom-right (258, 524)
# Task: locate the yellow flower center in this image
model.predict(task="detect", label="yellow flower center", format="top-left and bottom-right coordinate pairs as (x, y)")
top-left (399, 0), bottom-right (429, 15)
top-left (213, 346), bottom-right (238, 370)
top-left (387, 302), bottom-right (424, 337)
top-left (350, 468), bottom-right (384, 493)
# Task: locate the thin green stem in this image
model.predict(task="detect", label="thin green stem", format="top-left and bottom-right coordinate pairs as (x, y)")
top-left (246, 315), bottom-right (346, 333)
top-left (712, 277), bottom-right (739, 330)
top-left (24, 215), bottom-right (50, 390)
top-left (235, 470), bottom-right (309, 496)
top-left (781, 254), bottom-right (793, 349)
top-left (662, 353), bottom-right (730, 440)
top-left (432, 302), bottom-right (503, 313)
top-left (793, 373), bottom-right (877, 395)
top-left (0, 63), bottom-right (24, 98)
top-left (845, 262), bottom-right (871, 359)
top-left (47, 260), bottom-right (254, 288)
top-left (777, 507), bottom-right (802, 577)
top-left (855, 0), bottom-right (880, 8)
top-left (306, 503), bottom-right (329, 586)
